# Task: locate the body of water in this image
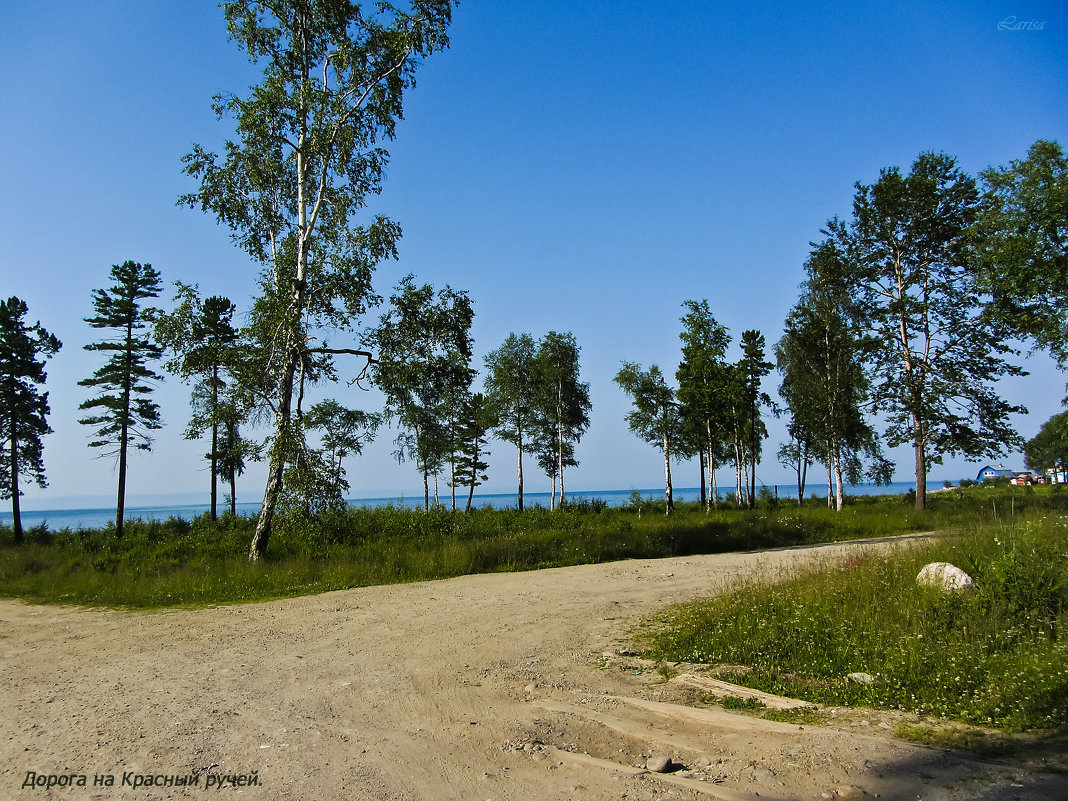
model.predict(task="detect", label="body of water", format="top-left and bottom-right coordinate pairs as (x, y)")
top-left (1, 481), bottom-right (944, 531)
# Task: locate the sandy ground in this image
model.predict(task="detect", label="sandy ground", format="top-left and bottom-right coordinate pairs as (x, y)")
top-left (2, 535), bottom-right (1066, 801)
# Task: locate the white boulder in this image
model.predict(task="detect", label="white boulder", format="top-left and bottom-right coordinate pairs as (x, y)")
top-left (917, 562), bottom-right (974, 591)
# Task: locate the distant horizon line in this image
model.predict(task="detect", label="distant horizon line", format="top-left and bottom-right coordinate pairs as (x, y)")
top-left (8, 479), bottom-right (953, 514)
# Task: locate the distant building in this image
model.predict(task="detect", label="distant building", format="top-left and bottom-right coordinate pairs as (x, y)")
top-left (1010, 472), bottom-right (1033, 486)
top-left (976, 464), bottom-right (1014, 482)
top-left (1046, 468), bottom-right (1068, 484)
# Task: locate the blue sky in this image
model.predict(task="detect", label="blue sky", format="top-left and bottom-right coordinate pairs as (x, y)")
top-left (2, 1), bottom-right (1066, 508)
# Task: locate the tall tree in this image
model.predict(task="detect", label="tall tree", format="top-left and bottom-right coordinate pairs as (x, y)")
top-left (614, 362), bottom-right (682, 514)
top-left (776, 242), bottom-right (888, 510)
top-left (1023, 411), bottom-right (1068, 478)
top-left (305, 399), bottom-right (379, 504)
top-left (0, 298), bottom-right (61, 544)
top-left (452, 392), bottom-right (495, 512)
top-left (831, 152), bottom-right (1026, 509)
top-left (484, 333), bottom-right (536, 511)
top-left (532, 331), bottom-right (591, 507)
top-left (676, 299), bottom-right (730, 511)
top-left (736, 330), bottom-right (773, 509)
top-left (978, 139), bottom-right (1068, 366)
top-left (368, 276), bottom-right (474, 511)
top-left (78, 261), bottom-right (164, 538)
top-left (155, 286), bottom-right (239, 520)
top-left (530, 415), bottom-right (576, 509)
top-left (776, 422), bottom-right (812, 506)
top-left (181, 0), bottom-right (455, 560)
top-left (217, 394), bottom-right (252, 517)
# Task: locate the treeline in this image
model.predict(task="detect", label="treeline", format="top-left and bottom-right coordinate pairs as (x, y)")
top-left (0, 0), bottom-right (595, 560)
top-left (0, 267), bottom-right (592, 541)
top-left (613, 141), bottom-right (1068, 513)
top-left (614, 305), bottom-right (773, 514)
top-left (2, 1), bottom-right (1066, 559)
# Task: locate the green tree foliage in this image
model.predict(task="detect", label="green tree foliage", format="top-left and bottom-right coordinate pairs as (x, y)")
top-left (181, 0), bottom-right (455, 559)
top-left (0, 297), bottom-right (61, 544)
top-left (531, 331), bottom-right (591, 508)
top-left (78, 261), bottom-right (165, 538)
top-left (776, 428), bottom-right (812, 506)
top-left (735, 330), bottom-right (773, 509)
top-left (156, 285), bottom-right (240, 520)
top-left (614, 362), bottom-right (682, 513)
top-left (776, 241), bottom-right (889, 510)
top-left (484, 333), bottom-right (536, 511)
top-left (978, 139), bottom-right (1068, 365)
top-left (217, 393), bottom-right (253, 517)
top-left (1023, 411), bottom-right (1068, 476)
top-left (530, 420), bottom-right (576, 509)
top-left (305, 399), bottom-right (380, 505)
top-left (830, 152), bottom-right (1026, 510)
top-left (452, 392), bottom-right (496, 512)
top-left (676, 300), bottom-right (730, 511)
top-left (369, 276), bottom-right (474, 511)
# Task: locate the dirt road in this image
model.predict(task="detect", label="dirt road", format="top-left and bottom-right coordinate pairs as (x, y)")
top-left (2, 536), bottom-right (1065, 800)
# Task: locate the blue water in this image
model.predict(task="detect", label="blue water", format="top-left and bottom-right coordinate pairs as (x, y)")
top-left (0, 481), bottom-right (942, 531)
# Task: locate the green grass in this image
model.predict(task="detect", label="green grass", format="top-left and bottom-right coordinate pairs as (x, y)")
top-left (638, 513), bottom-right (1068, 732)
top-left (1, 482), bottom-right (1066, 615)
top-left (720, 695), bottom-right (767, 711)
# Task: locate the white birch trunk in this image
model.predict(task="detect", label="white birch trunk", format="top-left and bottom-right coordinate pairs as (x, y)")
top-left (663, 433), bottom-right (674, 513)
top-left (833, 450), bottom-right (845, 511)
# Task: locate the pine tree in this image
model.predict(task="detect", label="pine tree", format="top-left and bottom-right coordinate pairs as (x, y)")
top-left (0, 297), bottom-right (61, 544)
top-left (453, 392), bottom-right (495, 512)
top-left (78, 261), bottom-right (164, 538)
top-left (832, 152), bottom-right (1026, 509)
top-left (217, 396), bottom-right (250, 517)
top-left (156, 285), bottom-right (239, 520)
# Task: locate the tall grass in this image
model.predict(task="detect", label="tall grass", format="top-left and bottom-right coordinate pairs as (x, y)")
top-left (2, 483), bottom-right (1067, 611)
top-left (639, 513), bottom-right (1068, 731)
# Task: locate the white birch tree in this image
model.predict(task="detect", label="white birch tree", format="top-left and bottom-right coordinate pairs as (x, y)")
top-left (180, 0), bottom-right (455, 559)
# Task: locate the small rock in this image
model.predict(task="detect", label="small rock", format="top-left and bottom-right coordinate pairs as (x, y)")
top-left (917, 562), bottom-right (974, 591)
top-left (837, 785), bottom-right (865, 798)
top-left (646, 756), bottom-right (672, 773)
top-left (846, 672), bottom-right (875, 685)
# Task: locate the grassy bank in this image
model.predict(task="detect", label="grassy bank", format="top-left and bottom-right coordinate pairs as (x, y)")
top-left (638, 514), bottom-right (1068, 732)
top-left (1, 482), bottom-right (1066, 610)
